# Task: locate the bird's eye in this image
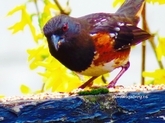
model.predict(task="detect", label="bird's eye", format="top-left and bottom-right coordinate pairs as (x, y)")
top-left (62, 23), bottom-right (68, 32)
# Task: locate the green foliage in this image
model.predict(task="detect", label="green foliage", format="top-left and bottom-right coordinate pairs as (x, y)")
top-left (78, 88), bottom-right (109, 95)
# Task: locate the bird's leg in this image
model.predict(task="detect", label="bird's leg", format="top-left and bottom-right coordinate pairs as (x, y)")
top-left (78, 76), bottom-right (98, 89)
top-left (107, 61), bottom-right (130, 88)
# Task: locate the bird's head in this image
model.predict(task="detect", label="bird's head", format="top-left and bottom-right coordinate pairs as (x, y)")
top-left (43, 14), bottom-right (82, 51)
top-left (43, 14), bottom-right (95, 71)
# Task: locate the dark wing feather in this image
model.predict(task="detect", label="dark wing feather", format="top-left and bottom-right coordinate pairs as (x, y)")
top-left (80, 13), bottom-right (150, 51)
top-left (112, 25), bottom-right (150, 50)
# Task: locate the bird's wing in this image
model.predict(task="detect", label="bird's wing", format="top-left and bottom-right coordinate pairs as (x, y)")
top-left (81, 13), bottom-right (150, 51)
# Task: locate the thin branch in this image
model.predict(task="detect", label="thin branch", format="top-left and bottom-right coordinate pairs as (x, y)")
top-left (53, 0), bottom-right (71, 15)
top-left (41, 83), bottom-right (45, 92)
top-left (33, 0), bottom-right (42, 29)
top-left (34, 0), bottom-right (40, 16)
top-left (141, 3), bottom-right (164, 85)
top-left (33, 0), bottom-right (44, 92)
top-left (141, 3), bottom-right (164, 70)
top-left (101, 75), bottom-right (107, 83)
top-left (141, 3), bottom-right (147, 85)
top-left (141, 42), bottom-right (146, 85)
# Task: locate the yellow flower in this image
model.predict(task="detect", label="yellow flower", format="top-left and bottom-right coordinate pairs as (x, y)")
top-left (112, 0), bottom-right (124, 7)
top-left (7, 5), bottom-right (42, 42)
top-left (156, 37), bottom-right (165, 60)
top-left (143, 69), bottom-right (165, 85)
top-left (38, 57), bottom-right (82, 92)
top-left (27, 43), bottom-right (49, 69)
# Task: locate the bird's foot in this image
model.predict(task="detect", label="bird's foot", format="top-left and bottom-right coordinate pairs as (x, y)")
top-left (107, 81), bottom-right (124, 88)
top-left (107, 80), bottom-right (117, 88)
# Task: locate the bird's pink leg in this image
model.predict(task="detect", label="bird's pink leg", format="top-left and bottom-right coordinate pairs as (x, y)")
top-left (107, 61), bottom-right (130, 88)
top-left (78, 76), bottom-right (98, 89)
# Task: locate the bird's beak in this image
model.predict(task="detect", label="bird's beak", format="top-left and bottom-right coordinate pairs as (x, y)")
top-left (51, 35), bottom-right (64, 51)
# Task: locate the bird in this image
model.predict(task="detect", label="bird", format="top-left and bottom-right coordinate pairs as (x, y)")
top-left (43, 0), bottom-right (150, 89)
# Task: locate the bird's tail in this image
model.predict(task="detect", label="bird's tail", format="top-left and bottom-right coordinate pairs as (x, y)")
top-left (115, 0), bottom-right (144, 18)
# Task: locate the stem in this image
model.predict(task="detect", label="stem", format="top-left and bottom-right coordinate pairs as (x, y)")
top-left (141, 3), bottom-right (164, 70)
top-left (141, 42), bottom-right (146, 85)
top-left (101, 75), bottom-right (107, 83)
top-left (33, 0), bottom-right (45, 91)
top-left (54, 0), bottom-right (71, 15)
top-left (34, 0), bottom-right (40, 16)
top-left (141, 3), bottom-right (147, 85)
top-left (41, 83), bottom-right (45, 92)
top-left (34, 0), bottom-right (42, 29)
top-left (141, 3), bottom-right (164, 85)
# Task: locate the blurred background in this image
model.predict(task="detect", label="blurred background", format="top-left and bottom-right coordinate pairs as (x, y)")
top-left (0, 0), bottom-right (165, 96)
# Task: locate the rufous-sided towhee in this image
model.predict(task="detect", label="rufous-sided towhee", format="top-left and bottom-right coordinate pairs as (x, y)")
top-left (43, 0), bottom-right (150, 89)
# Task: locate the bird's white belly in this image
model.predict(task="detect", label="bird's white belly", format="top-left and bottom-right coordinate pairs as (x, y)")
top-left (79, 58), bottom-right (129, 76)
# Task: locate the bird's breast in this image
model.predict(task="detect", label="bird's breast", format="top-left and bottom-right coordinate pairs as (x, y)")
top-left (78, 33), bottom-right (131, 76)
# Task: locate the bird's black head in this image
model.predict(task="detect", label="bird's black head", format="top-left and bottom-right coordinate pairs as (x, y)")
top-left (43, 14), bottom-right (95, 72)
top-left (43, 14), bottom-right (81, 50)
